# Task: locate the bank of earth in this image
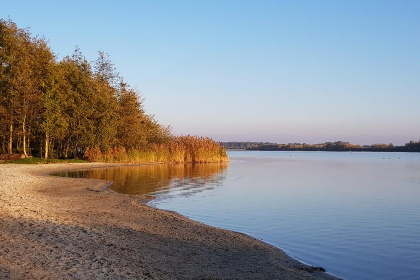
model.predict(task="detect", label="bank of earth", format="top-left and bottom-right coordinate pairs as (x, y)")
top-left (0, 163), bottom-right (339, 279)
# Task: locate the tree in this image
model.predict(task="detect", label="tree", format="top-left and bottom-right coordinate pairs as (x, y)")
top-left (116, 86), bottom-right (147, 149)
top-left (0, 18), bottom-right (20, 154)
top-left (0, 19), bottom-right (58, 157)
top-left (0, 18), bottom-right (40, 156)
top-left (0, 18), bottom-right (177, 160)
top-left (93, 51), bottom-right (120, 88)
top-left (57, 49), bottom-right (97, 158)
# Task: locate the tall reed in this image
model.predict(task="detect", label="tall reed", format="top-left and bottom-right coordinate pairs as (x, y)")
top-left (84, 136), bottom-right (229, 163)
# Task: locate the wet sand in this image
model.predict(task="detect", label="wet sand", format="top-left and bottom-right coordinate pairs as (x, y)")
top-left (0, 163), bottom-right (339, 279)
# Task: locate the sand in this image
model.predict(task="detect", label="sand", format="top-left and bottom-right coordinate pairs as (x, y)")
top-left (0, 163), bottom-right (340, 280)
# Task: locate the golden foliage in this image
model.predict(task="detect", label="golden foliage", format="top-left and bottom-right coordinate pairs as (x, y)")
top-left (85, 136), bottom-right (229, 163)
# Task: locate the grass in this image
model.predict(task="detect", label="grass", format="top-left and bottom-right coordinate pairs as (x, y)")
top-left (85, 136), bottom-right (229, 163)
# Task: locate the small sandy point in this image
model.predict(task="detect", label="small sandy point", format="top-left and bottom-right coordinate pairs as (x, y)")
top-left (0, 163), bottom-right (340, 280)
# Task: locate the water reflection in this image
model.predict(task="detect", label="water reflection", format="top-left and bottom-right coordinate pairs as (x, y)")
top-left (54, 163), bottom-right (228, 196)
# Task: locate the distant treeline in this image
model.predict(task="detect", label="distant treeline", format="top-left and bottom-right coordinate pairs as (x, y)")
top-left (221, 141), bottom-right (420, 152)
top-left (0, 19), bottom-right (228, 163)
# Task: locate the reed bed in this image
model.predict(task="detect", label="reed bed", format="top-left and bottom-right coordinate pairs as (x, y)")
top-left (84, 136), bottom-right (229, 163)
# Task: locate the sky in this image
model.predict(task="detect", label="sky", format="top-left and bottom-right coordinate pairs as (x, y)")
top-left (2, 0), bottom-right (420, 145)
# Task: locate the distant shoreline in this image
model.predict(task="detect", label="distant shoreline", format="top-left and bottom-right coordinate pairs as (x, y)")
top-left (221, 141), bottom-right (420, 153)
top-left (0, 163), bottom-right (338, 279)
top-left (228, 148), bottom-right (416, 152)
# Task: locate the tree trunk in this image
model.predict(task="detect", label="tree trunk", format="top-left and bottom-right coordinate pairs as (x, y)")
top-left (64, 141), bottom-right (69, 158)
top-left (22, 115), bottom-right (28, 158)
top-left (27, 126), bottom-right (31, 151)
top-left (8, 123), bottom-right (13, 154)
top-left (45, 131), bottom-right (49, 159)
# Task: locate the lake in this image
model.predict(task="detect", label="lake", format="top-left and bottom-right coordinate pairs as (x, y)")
top-left (55, 151), bottom-right (420, 280)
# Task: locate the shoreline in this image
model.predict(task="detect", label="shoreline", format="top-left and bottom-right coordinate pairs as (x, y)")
top-left (0, 163), bottom-right (339, 279)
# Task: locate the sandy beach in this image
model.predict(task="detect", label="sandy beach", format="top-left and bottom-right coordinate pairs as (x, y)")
top-left (0, 163), bottom-right (339, 280)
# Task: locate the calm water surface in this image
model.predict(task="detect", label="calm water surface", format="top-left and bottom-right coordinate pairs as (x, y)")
top-left (56, 151), bottom-right (420, 280)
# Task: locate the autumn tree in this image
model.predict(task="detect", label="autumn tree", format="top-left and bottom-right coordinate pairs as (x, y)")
top-left (0, 18), bottom-right (223, 163)
top-left (0, 19), bottom-right (21, 154)
top-left (0, 19), bottom-right (54, 157)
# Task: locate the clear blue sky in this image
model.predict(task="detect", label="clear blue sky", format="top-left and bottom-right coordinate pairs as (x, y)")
top-left (2, 0), bottom-right (420, 145)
